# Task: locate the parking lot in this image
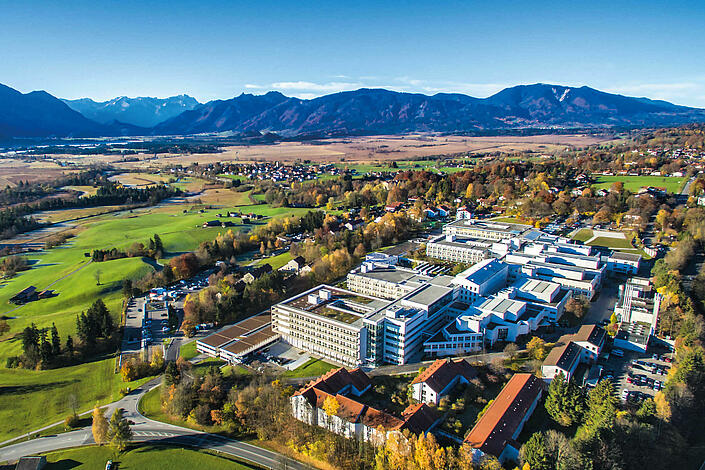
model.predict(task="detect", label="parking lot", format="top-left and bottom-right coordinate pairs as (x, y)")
top-left (601, 345), bottom-right (674, 405)
top-left (120, 270), bottom-right (214, 361)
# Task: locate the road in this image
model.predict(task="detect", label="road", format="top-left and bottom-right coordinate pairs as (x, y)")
top-left (0, 377), bottom-right (306, 470)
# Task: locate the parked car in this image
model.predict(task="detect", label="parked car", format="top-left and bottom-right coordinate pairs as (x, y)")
top-left (106, 461), bottom-right (113, 470)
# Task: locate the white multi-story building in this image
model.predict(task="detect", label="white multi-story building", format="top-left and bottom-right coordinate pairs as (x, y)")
top-left (272, 279), bottom-right (457, 367)
top-left (442, 219), bottom-right (533, 240)
top-left (423, 277), bottom-right (571, 357)
top-left (452, 258), bottom-right (509, 303)
top-left (426, 234), bottom-right (494, 264)
top-left (613, 277), bottom-right (661, 352)
top-left (346, 263), bottom-right (431, 300)
top-left (606, 251), bottom-right (641, 275)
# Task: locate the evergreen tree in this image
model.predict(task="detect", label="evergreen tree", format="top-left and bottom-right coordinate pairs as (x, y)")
top-left (545, 372), bottom-right (584, 426)
top-left (66, 335), bottom-right (74, 353)
top-left (520, 432), bottom-right (551, 470)
top-left (164, 361), bottom-right (180, 387)
top-left (50, 323), bottom-right (61, 356)
top-left (20, 323), bottom-right (40, 354)
top-left (39, 331), bottom-right (52, 365)
top-left (108, 408), bottom-right (132, 452)
top-left (584, 379), bottom-right (617, 433)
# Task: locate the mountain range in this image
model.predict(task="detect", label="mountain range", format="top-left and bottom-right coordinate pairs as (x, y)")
top-left (2, 82), bottom-right (705, 140)
top-left (62, 95), bottom-right (200, 127)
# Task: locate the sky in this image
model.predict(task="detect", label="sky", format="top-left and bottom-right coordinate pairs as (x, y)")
top-left (1, 0), bottom-right (705, 106)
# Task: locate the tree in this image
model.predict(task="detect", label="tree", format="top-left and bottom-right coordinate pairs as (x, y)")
top-left (108, 408), bottom-right (133, 452)
top-left (520, 432), bottom-right (550, 470)
top-left (544, 429), bottom-right (583, 470)
top-left (584, 380), bottom-right (617, 433)
top-left (565, 296), bottom-right (589, 319)
top-left (92, 405), bottom-right (109, 445)
top-left (504, 342), bottom-right (519, 359)
top-left (545, 373), bottom-right (584, 426)
top-left (164, 361), bottom-right (180, 386)
top-left (50, 323), bottom-right (61, 356)
top-left (94, 268), bottom-right (102, 286)
top-left (0, 319), bottom-right (9, 336)
top-left (527, 337), bottom-right (548, 361)
top-left (66, 335), bottom-right (74, 353)
top-left (322, 395), bottom-right (340, 430)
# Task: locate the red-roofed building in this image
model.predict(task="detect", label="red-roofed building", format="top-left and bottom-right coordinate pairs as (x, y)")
top-left (291, 367), bottom-right (440, 444)
top-left (464, 373), bottom-right (543, 463)
top-left (410, 358), bottom-right (477, 404)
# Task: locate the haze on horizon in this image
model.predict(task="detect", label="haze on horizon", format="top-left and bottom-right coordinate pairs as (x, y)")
top-left (2, 0), bottom-right (705, 107)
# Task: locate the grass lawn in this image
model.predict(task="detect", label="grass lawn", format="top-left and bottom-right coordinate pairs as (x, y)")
top-left (191, 357), bottom-right (227, 377)
top-left (490, 216), bottom-right (528, 224)
top-left (281, 358), bottom-right (336, 379)
top-left (43, 444), bottom-right (258, 469)
top-left (0, 356), bottom-right (154, 442)
top-left (571, 228), bottom-right (593, 242)
top-left (257, 251), bottom-right (292, 270)
top-left (587, 236), bottom-right (634, 249)
top-left (592, 175), bottom-right (685, 193)
top-left (179, 341), bottom-right (198, 360)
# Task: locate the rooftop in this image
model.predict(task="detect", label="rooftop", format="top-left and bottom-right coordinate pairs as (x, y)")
top-left (411, 358), bottom-right (478, 393)
top-left (456, 258), bottom-right (507, 285)
top-left (573, 324), bottom-right (607, 348)
top-left (464, 374), bottom-right (543, 457)
top-left (543, 338), bottom-right (582, 370)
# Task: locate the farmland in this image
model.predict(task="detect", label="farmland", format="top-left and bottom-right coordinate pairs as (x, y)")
top-left (592, 174), bottom-right (686, 193)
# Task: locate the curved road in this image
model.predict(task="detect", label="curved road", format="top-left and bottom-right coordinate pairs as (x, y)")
top-left (0, 378), bottom-right (306, 470)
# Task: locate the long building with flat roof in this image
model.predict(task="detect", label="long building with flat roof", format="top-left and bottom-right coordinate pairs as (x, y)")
top-left (196, 313), bottom-right (280, 363)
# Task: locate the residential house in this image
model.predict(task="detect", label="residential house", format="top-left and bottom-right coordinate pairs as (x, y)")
top-left (410, 358), bottom-right (477, 404)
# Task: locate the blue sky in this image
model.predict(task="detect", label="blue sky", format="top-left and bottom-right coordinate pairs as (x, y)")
top-left (2, 0), bottom-right (704, 106)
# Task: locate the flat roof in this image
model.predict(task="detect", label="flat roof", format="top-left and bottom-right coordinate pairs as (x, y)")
top-left (456, 258), bottom-right (506, 285)
top-left (221, 326), bottom-right (279, 356)
top-left (350, 267), bottom-right (431, 285)
top-left (610, 252), bottom-right (642, 261)
top-left (198, 313), bottom-right (272, 350)
top-left (403, 283), bottom-right (453, 307)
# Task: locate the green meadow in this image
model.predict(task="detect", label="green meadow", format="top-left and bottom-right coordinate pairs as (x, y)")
top-left (591, 175), bottom-right (686, 193)
top-left (0, 196), bottom-right (312, 441)
top-left (43, 445), bottom-right (256, 470)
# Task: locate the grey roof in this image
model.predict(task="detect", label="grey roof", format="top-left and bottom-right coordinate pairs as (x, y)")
top-left (403, 283), bottom-right (453, 307)
top-left (610, 252), bottom-right (642, 261)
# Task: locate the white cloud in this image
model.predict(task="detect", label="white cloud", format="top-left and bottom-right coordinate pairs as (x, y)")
top-left (605, 81), bottom-right (705, 106)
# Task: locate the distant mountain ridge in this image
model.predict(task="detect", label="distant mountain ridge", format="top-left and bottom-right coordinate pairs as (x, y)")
top-left (0, 83), bottom-right (141, 139)
top-left (1, 82), bottom-right (704, 139)
top-left (153, 84), bottom-right (705, 137)
top-left (63, 94), bottom-right (200, 127)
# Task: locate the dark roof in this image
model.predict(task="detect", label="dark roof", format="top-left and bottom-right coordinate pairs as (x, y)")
top-left (411, 358), bottom-right (477, 393)
top-left (464, 374), bottom-right (543, 457)
top-left (15, 456), bottom-right (46, 470)
top-left (543, 339), bottom-right (582, 370)
top-left (400, 403), bottom-right (439, 434)
top-left (10, 285), bottom-right (36, 300)
top-left (573, 324), bottom-right (606, 348)
top-left (294, 367), bottom-right (372, 398)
